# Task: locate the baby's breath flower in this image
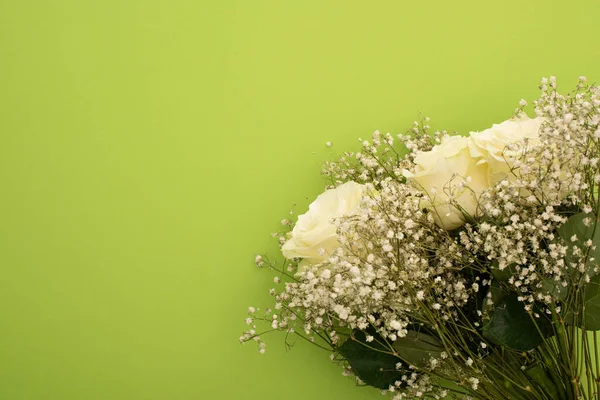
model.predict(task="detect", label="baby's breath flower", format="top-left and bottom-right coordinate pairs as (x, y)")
top-left (243, 77), bottom-right (600, 400)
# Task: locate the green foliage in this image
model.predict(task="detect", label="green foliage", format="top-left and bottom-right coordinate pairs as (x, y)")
top-left (338, 330), bottom-right (401, 390)
top-left (558, 212), bottom-right (600, 330)
top-left (557, 212), bottom-right (600, 276)
top-left (525, 363), bottom-right (565, 400)
top-left (392, 330), bottom-right (443, 368)
top-left (566, 274), bottom-right (600, 330)
top-left (338, 328), bottom-right (444, 390)
top-left (581, 274), bottom-right (600, 330)
top-left (539, 277), bottom-right (569, 302)
top-left (482, 293), bottom-right (552, 351)
top-left (489, 260), bottom-right (517, 282)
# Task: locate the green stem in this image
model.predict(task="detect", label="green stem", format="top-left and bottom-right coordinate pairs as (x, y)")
top-left (554, 309), bottom-right (577, 400)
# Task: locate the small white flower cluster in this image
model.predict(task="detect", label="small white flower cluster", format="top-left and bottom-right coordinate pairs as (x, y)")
top-left (459, 77), bottom-right (600, 307)
top-left (242, 77), bottom-right (600, 399)
top-left (282, 179), bottom-right (478, 342)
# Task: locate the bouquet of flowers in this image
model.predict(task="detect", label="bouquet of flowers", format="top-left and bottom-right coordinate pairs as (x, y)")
top-left (241, 77), bottom-right (600, 400)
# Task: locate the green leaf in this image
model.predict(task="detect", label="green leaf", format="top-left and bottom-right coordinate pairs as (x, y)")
top-left (489, 280), bottom-right (509, 305)
top-left (556, 212), bottom-right (600, 329)
top-left (481, 293), bottom-right (552, 351)
top-left (539, 277), bottom-right (569, 301)
top-left (392, 330), bottom-right (443, 368)
top-left (338, 329), bottom-right (401, 390)
top-left (567, 274), bottom-right (600, 330)
top-left (490, 260), bottom-right (517, 281)
top-left (557, 212), bottom-right (600, 276)
top-left (525, 364), bottom-right (563, 400)
top-left (583, 275), bottom-right (600, 330)
top-left (481, 279), bottom-right (509, 320)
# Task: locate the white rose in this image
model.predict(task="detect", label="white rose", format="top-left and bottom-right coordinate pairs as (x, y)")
top-left (281, 181), bottom-right (366, 265)
top-left (469, 116), bottom-right (543, 184)
top-left (403, 135), bottom-right (489, 230)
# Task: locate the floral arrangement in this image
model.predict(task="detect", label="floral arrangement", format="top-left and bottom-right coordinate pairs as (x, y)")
top-left (241, 77), bottom-right (600, 399)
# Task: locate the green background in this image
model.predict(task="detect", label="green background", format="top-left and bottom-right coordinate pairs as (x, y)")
top-left (0, 1), bottom-right (599, 399)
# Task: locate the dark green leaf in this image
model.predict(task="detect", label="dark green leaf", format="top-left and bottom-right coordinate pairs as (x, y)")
top-left (525, 364), bottom-right (563, 400)
top-left (490, 260), bottom-right (517, 281)
top-left (392, 330), bottom-right (443, 368)
top-left (539, 277), bottom-right (569, 301)
top-left (489, 280), bottom-right (509, 305)
top-left (482, 279), bottom-right (509, 320)
top-left (557, 212), bottom-right (600, 276)
top-left (481, 294), bottom-right (552, 351)
top-left (567, 274), bottom-right (600, 330)
top-left (338, 330), bottom-right (401, 390)
top-left (583, 275), bottom-right (600, 330)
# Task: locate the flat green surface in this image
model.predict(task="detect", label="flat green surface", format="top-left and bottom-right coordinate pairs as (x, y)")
top-left (0, 1), bottom-right (599, 399)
